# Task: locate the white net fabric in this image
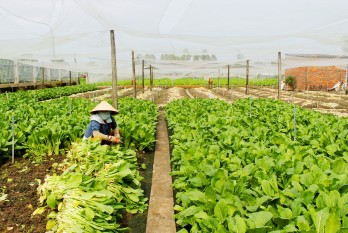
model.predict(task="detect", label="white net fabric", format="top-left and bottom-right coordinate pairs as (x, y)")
top-left (0, 0), bottom-right (348, 82)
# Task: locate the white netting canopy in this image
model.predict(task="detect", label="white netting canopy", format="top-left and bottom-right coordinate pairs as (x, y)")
top-left (1, 0), bottom-right (348, 82)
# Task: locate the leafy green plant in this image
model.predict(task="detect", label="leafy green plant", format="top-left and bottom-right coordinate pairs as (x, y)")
top-left (285, 75), bottom-right (297, 90)
top-left (165, 98), bottom-right (348, 232)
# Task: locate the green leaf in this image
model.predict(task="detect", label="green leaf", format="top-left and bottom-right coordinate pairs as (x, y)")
top-left (46, 220), bottom-right (56, 230)
top-left (262, 180), bottom-right (274, 196)
top-left (296, 215), bottom-right (310, 231)
top-left (205, 186), bottom-right (216, 201)
top-left (186, 190), bottom-right (206, 203)
top-left (282, 223), bottom-right (298, 232)
top-left (310, 207), bottom-right (329, 233)
top-left (46, 211), bottom-right (57, 219)
top-left (301, 190), bottom-right (315, 205)
top-left (181, 206), bottom-right (201, 217)
top-left (84, 207), bottom-right (95, 220)
top-left (325, 213), bottom-right (340, 233)
top-left (177, 229), bottom-right (189, 233)
top-left (47, 193), bottom-right (57, 209)
top-left (214, 199), bottom-right (228, 222)
top-left (316, 192), bottom-right (328, 209)
top-left (326, 144), bottom-right (339, 156)
top-left (32, 206), bottom-right (46, 215)
top-left (246, 195), bottom-right (270, 212)
top-left (277, 205), bottom-right (293, 219)
top-left (230, 216), bottom-right (247, 233)
top-left (66, 173), bottom-right (82, 188)
top-left (247, 211), bottom-right (273, 228)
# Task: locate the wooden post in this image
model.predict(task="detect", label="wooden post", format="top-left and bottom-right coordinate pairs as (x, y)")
top-left (110, 30), bottom-right (118, 109)
top-left (306, 67), bottom-right (309, 91)
top-left (69, 71), bottom-right (72, 86)
top-left (245, 60), bottom-right (249, 95)
top-left (132, 50), bottom-right (136, 98)
top-left (142, 59), bottom-right (145, 93)
top-left (149, 65), bottom-right (153, 91)
top-left (227, 64), bottom-right (230, 90)
top-left (41, 67), bottom-right (45, 88)
top-left (278, 52), bottom-right (281, 100)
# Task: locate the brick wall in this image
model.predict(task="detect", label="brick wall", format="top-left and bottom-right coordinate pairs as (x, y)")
top-left (284, 66), bottom-right (346, 91)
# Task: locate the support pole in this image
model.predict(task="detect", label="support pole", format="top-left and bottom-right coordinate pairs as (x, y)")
top-left (132, 50), bottom-right (136, 98)
top-left (306, 67), bottom-right (309, 91)
top-left (110, 30), bottom-right (118, 109)
top-left (245, 60), bottom-right (249, 95)
top-left (41, 67), bottom-right (45, 89)
top-left (227, 64), bottom-right (230, 90)
top-left (278, 52), bottom-right (281, 100)
top-left (69, 71), bottom-right (72, 86)
top-left (150, 65), bottom-right (153, 91)
top-left (142, 59), bottom-right (145, 93)
top-left (152, 66), bottom-right (155, 89)
top-left (12, 115), bottom-right (14, 163)
top-left (33, 66), bottom-right (37, 89)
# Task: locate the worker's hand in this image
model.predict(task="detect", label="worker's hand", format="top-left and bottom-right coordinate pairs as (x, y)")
top-left (115, 128), bottom-right (121, 136)
top-left (109, 136), bottom-right (121, 144)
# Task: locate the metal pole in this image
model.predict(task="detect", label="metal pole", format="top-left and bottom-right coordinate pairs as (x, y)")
top-left (132, 50), bottom-right (136, 98)
top-left (227, 64), bottom-right (230, 90)
top-left (69, 71), bottom-right (72, 86)
top-left (278, 52), bottom-right (281, 100)
top-left (12, 115), bottom-right (14, 163)
top-left (246, 60), bottom-right (249, 95)
top-left (41, 67), bottom-right (45, 89)
top-left (110, 30), bottom-right (118, 109)
top-left (150, 65), bottom-right (153, 91)
top-left (306, 67), bottom-right (309, 91)
top-left (142, 59), bottom-right (145, 93)
top-left (293, 108), bottom-right (297, 141)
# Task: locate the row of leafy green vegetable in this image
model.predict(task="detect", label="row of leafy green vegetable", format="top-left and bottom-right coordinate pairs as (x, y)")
top-left (96, 77), bottom-right (277, 87)
top-left (0, 83), bottom-right (97, 103)
top-left (32, 97), bottom-right (158, 232)
top-left (0, 95), bottom-right (157, 163)
top-left (165, 98), bottom-right (348, 233)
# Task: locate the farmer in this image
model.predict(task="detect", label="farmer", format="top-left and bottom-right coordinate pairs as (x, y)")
top-left (83, 101), bottom-right (121, 144)
top-left (281, 80), bottom-right (285, 90)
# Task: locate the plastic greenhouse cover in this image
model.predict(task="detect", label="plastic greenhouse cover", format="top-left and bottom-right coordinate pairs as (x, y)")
top-left (0, 0), bottom-right (348, 81)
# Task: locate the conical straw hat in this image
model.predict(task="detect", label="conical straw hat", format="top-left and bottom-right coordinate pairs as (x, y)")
top-left (90, 101), bottom-right (119, 114)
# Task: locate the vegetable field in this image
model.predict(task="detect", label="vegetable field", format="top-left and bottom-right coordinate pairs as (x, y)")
top-left (166, 98), bottom-right (348, 232)
top-left (1, 85), bottom-right (348, 232)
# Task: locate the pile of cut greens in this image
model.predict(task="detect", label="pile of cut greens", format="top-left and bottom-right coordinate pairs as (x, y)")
top-left (36, 141), bottom-right (147, 232)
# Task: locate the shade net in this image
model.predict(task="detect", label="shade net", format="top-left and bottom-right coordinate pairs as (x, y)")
top-left (0, 0), bottom-right (348, 83)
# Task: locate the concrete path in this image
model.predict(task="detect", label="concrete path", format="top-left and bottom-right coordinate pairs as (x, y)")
top-left (146, 110), bottom-right (176, 233)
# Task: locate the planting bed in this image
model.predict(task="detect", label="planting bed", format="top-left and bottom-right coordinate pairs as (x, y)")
top-left (1, 85), bottom-right (347, 232)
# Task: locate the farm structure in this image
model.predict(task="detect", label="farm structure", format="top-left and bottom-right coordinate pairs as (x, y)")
top-left (285, 66), bottom-right (347, 91)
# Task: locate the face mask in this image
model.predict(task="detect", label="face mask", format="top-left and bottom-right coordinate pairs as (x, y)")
top-left (99, 112), bottom-right (111, 121)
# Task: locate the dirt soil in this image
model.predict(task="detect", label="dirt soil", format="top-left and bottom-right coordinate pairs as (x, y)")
top-left (0, 155), bottom-right (65, 233)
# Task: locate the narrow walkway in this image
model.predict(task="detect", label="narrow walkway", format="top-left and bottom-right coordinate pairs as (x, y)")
top-left (146, 110), bottom-right (176, 233)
